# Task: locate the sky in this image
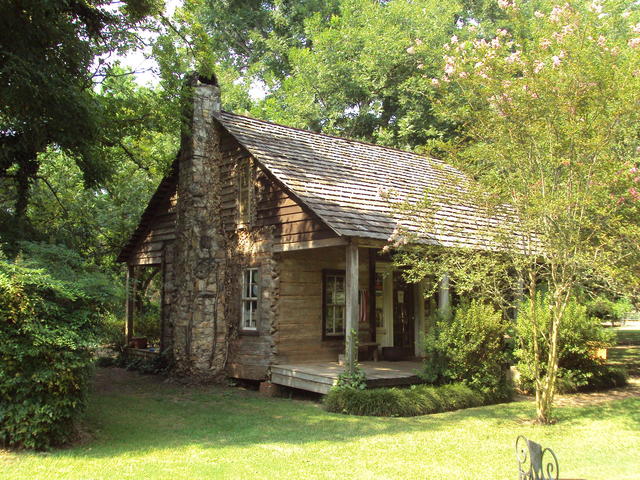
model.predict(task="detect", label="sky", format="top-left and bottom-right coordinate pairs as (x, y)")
top-left (118, 0), bottom-right (183, 86)
top-left (116, 0), bottom-right (267, 99)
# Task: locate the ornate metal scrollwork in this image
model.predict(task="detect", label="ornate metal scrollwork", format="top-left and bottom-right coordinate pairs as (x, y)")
top-left (516, 435), bottom-right (559, 480)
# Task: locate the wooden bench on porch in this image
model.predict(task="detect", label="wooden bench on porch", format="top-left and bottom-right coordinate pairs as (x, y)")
top-left (358, 342), bottom-right (379, 361)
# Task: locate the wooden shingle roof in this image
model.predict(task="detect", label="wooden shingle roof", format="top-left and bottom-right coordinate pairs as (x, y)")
top-left (216, 111), bottom-right (517, 250)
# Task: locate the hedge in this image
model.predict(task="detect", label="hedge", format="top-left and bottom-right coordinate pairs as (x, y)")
top-left (323, 383), bottom-right (509, 417)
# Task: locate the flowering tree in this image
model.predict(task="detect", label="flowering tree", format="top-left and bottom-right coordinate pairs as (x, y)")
top-left (422, 0), bottom-right (640, 423)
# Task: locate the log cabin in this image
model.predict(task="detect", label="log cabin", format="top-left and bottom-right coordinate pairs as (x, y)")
top-left (117, 75), bottom-right (514, 393)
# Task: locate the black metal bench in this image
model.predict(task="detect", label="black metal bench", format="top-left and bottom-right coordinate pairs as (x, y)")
top-left (516, 436), bottom-right (585, 480)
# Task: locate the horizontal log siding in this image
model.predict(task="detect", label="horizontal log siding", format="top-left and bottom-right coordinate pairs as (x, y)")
top-left (129, 194), bottom-right (177, 266)
top-left (219, 128), bottom-right (336, 246)
top-left (275, 247), bottom-right (371, 364)
top-left (128, 125), bottom-right (338, 267)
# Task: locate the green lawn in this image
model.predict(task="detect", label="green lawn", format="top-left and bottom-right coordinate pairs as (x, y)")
top-left (610, 326), bottom-right (640, 375)
top-left (1, 369), bottom-right (639, 480)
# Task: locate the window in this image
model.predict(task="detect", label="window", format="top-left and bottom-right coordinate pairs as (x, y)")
top-left (238, 159), bottom-right (252, 225)
top-left (241, 268), bottom-right (259, 331)
top-left (323, 270), bottom-right (345, 337)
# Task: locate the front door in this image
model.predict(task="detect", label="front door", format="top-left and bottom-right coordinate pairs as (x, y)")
top-left (393, 272), bottom-right (415, 353)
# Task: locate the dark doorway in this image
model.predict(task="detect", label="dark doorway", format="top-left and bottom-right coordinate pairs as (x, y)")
top-left (393, 272), bottom-right (415, 355)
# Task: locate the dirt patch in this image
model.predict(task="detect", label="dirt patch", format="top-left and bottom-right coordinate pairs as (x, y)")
top-left (91, 367), bottom-right (170, 395)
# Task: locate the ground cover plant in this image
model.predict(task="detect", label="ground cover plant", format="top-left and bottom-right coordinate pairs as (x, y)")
top-left (324, 383), bottom-right (488, 417)
top-left (1, 368), bottom-right (638, 480)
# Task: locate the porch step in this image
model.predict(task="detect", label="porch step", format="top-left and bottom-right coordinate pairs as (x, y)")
top-left (271, 365), bottom-right (338, 395)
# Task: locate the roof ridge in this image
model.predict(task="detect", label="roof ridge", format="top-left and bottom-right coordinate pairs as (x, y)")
top-left (219, 110), bottom-right (446, 166)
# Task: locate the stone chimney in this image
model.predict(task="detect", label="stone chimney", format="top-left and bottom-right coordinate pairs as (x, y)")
top-left (171, 73), bottom-right (228, 379)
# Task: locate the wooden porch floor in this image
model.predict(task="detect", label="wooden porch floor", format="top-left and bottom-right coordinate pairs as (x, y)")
top-left (271, 361), bottom-right (424, 394)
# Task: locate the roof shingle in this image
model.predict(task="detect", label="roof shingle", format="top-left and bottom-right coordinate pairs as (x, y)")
top-left (216, 111), bottom-right (517, 250)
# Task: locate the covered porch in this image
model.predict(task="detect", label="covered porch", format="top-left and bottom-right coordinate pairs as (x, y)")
top-left (271, 360), bottom-right (424, 394)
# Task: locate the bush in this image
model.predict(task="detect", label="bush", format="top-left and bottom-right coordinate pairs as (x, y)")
top-left (515, 295), bottom-right (619, 393)
top-left (587, 295), bottom-right (633, 326)
top-left (100, 312), bottom-right (126, 351)
top-left (0, 243), bottom-right (115, 449)
top-left (133, 308), bottom-right (161, 344)
top-left (323, 383), bottom-right (493, 417)
top-left (117, 352), bottom-right (171, 375)
top-left (421, 300), bottom-right (509, 397)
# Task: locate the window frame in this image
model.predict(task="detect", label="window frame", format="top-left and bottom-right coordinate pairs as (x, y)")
top-left (240, 267), bottom-right (259, 334)
top-left (322, 269), bottom-right (346, 340)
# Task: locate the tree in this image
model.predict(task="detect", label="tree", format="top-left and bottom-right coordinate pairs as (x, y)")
top-left (21, 70), bottom-right (179, 268)
top-left (0, 0), bottom-right (161, 229)
top-left (406, 0), bottom-right (640, 423)
top-left (169, 0), bottom-right (511, 148)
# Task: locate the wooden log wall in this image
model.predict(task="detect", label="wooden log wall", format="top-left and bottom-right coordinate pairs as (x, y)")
top-left (275, 246), bottom-right (372, 364)
top-left (218, 129), bottom-right (336, 246)
top-left (128, 193), bottom-right (177, 267)
top-left (123, 120), bottom-right (346, 380)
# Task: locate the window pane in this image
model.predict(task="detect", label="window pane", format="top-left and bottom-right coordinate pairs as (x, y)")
top-left (335, 306), bottom-right (344, 332)
top-left (243, 301), bottom-right (251, 327)
top-left (250, 300), bottom-right (257, 328)
top-left (326, 306), bottom-right (335, 334)
top-left (251, 277), bottom-right (258, 298)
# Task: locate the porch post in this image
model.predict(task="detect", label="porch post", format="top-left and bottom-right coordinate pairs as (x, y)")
top-left (438, 273), bottom-right (450, 318)
top-left (345, 242), bottom-right (359, 374)
top-left (368, 248), bottom-right (376, 342)
top-left (125, 264), bottom-right (135, 345)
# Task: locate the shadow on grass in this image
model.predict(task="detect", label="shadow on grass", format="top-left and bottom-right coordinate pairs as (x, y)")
top-left (554, 397), bottom-right (640, 429)
top-left (39, 368), bottom-right (639, 461)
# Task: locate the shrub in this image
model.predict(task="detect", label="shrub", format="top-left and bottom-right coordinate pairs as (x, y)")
top-left (515, 295), bottom-right (619, 393)
top-left (323, 383), bottom-right (489, 417)
top-left (421, 300), bottom-right (510, 397)
top-left (587, 296), bottom-right (633, 326)
top-left (100, 312), bottom-right (126, 351)
top-left (0, 243), bottom-right (114, 449)
top-left (117, 352), bottom-right (171, 375)
top-left (133, 307), bottom-right (161, 344)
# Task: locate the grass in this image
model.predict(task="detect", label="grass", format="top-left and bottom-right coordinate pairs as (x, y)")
top-left (1, 368), bottom-right (639, 480)
top-left (614, 329), bottom-right (640, 346)
top-left (609, 326), bottom-right (640, 375)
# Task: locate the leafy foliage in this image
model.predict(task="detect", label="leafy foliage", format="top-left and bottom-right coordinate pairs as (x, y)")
top-left (167, 0), bottom-right (504, 147)
top-left (421, 300), bottom-right (511, 399)
top-left (0, 0), bottom-right (161, 222)
top-left (586, 296), bottom-right (633, 326)
top-left (0, 243), bottom-right (116, 449)
top-left (335, 364), bottom-right (367, 391)
top-left (514, 295), bottom-right (621, 393)
top-left (395, 0), bottom-right (640, 423)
